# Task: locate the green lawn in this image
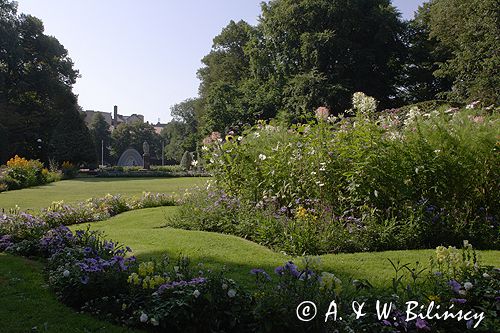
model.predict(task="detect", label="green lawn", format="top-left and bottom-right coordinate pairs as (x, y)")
top-left (0, 177), bottom-right (208, 211)
top-left (72, 207), bottom-right (500, 289)
top-left (0, 253), bottom-right (142, 333)
top-left (2, 178), bottom-right (500, 332)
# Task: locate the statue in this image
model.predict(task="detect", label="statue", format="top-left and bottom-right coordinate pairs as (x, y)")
top-left (142, 141), bottom-right (151, 170)
top-left (143, 141), bottom-right (150, 155)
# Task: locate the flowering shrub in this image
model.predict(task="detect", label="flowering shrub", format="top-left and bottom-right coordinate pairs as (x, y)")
top-left (1, 155), bottom-right (60, 190)
top-left (176, 94), bottom-right (499, 254)
top-left (61, 161), bottom-right (78, 179)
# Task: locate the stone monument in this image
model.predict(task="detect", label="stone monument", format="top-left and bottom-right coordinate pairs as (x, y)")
top-left (142, 141), bottom-right (150, 170)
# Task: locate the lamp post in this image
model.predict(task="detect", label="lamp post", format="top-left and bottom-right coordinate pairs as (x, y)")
top-left (36, 138), bottom-right (42, 160)
top-left (161, 141), bottom-right (165, 166)
top-left (101, 139), bottom-right (104, 168)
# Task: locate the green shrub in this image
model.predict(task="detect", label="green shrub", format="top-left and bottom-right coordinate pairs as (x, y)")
top-left (172, 94), bottom-right (499, 254)
top-left (1, 155), bottom-right (60, 190)
top-left (61, 161), bottom-right (78, 179)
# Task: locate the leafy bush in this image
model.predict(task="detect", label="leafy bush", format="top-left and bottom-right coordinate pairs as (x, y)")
top-left (61, 161), bottom-right (79, 179)
top-left (1, 155), bottom-right (60, 190)
top-left (172, 94), bottom-right (499, 254)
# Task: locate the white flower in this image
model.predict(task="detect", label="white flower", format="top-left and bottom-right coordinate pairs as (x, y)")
top-left (140, 313), bottom-right (148, 323)
top-left (434, 149), bottom-right (441, 154)
top-left (191, 160), bottom-right (198, 166)
top-left (150, 318), bottom-right (159, 326)
top-left (237, 136), bottom-right (243, 141)
top-left (459, 290), bottom-right (466, 296)
top-left (201, 145), bottom-right (209, 151)
top-left (193, 289), bottom-right (201, 298)
top-left (311, 171), bottom-right (317, 175)
top-left (221, 283), bottom-right (228, 290)
top-left (254, 132), bottom-right (260, 138)
top-left (483, 272), bottom-right (490, 278)
top-left (258, 154), bottom-right (267, 161)
top-left (466, 100), bottom-right (480, 109)
top-left (62, 270), bottom-right (70, 277)
top-left (464, 282), bottom-right (473, 290)
top-left (227, 289), bottom-right (237, 298)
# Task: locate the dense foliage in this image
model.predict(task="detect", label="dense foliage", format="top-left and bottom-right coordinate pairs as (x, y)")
top-left (0, 0), bottom-right (95, 165)
top-left (427, 0), bottom-right (499, 104)
top-left (171, 94), bottom-right (499, 254)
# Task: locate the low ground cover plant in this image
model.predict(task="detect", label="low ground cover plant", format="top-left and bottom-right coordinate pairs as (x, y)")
top-left (170, 94), bottom-right (499, 254)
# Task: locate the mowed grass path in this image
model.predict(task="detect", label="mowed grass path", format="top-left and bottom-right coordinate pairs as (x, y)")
top-left (74, 207), bottom-right (500, 289)
top-left (0, 177), bottom-right (208, 211)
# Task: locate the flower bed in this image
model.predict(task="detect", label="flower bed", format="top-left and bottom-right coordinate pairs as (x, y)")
top-left (170, 94), bottom-right (499, 255)
top-left (0, 215), bottom-right (498, 332)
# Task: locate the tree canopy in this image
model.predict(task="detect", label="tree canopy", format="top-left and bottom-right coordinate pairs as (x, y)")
top-left (195, 0), bottom-right (406, 135)
top-left (0, 0), bottom-right (93, 164)
top-left (428, 0), bottom-right (499, 104)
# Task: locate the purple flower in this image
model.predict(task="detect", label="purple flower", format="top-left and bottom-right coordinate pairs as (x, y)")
top-left (448, 279), bottom-right (461, 293)
top-left (284, 261), bottom-right (301, 278)
top-left (450, 298), bottom-right (467, 304)
top-left (250, 268), bottom-right (271, 281)
top-left (80, 275), bottom-right (89, 284)
top-left (103, 241), bottom-right (115, 251)
top-left (415, 318), bottom-right (430, 331)
top-left (381, 320), bottom-right (391, 326)
top-left (157, 277), bottom-right (207, 294)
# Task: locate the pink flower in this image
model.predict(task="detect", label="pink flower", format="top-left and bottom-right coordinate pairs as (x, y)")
top-left (315, 107), bottom-right (330, 121)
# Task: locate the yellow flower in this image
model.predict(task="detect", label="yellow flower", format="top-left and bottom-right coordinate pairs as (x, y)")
top-left (142, 276), bottom-right (151, 289)
top-left (428, 295), bottom-right (440, 303)
top-left (295, 206), bottom-right (308, 219)
top-left (127, 273), bottom-right (140, 285)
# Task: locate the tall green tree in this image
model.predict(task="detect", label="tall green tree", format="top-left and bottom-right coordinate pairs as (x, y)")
top-left (197, 20), bottom-right (256, 134)
top-left (256, 0), bottom-right (405, 114)
top-left (160, 121), bottom-right (190, 163)
top-left (49, 108), bottom-right (96, 166)
top-left (399, 2), bottom-right (453, 103)
top-left (89, 113), bottom-right (111, 165)
top-left (0, 0), bottom-right (91, 164)
top-left (427, 0), bottom-right (499, 104)
top-left (196, 0), bottom-right (406, 133)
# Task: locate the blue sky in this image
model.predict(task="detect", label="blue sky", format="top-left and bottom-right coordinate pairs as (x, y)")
top-left (17, 0), bottom-right (425, 123)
